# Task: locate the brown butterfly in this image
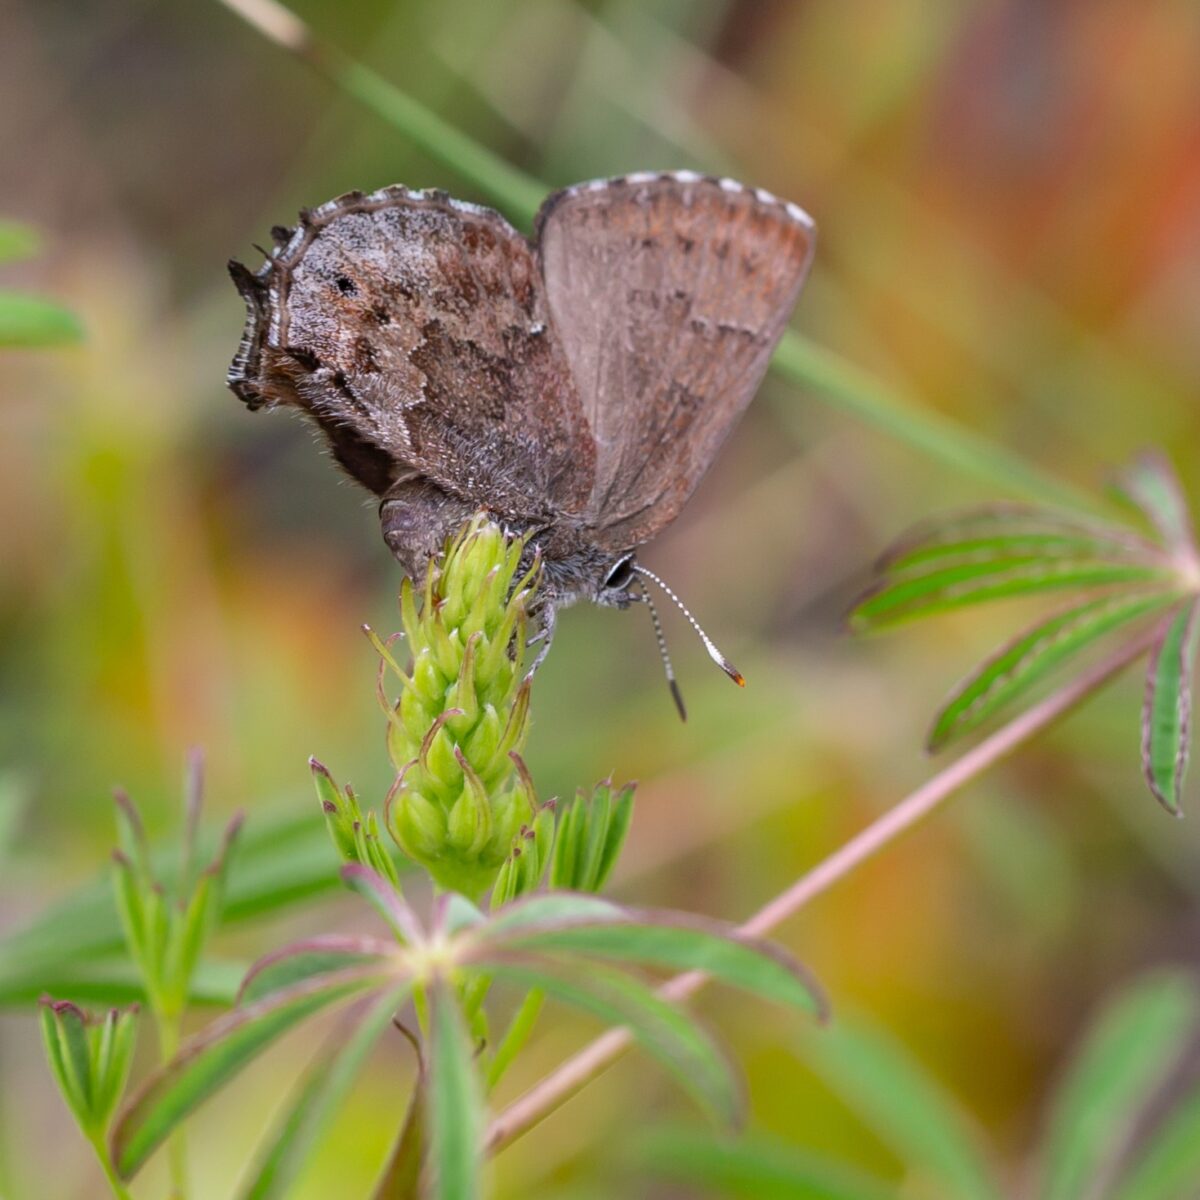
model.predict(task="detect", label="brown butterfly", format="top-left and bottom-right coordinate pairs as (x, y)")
top-left (228, 171), bottom-right (815, 714)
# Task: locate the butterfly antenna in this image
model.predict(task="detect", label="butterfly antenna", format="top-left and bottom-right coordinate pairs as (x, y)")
top-left (635, 586), bottom-right (687, 721)
top-left (632, 565), bottom-right (746, 689)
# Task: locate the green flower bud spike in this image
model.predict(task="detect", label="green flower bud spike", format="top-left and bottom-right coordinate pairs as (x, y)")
top-left (374, 514), bottom-right (541, 901)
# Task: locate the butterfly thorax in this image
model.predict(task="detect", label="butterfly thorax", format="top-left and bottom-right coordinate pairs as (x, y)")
top-left (379, 478), bottom-right (635, 611)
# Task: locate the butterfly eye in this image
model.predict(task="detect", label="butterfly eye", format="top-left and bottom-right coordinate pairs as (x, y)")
top-left (603, 555), bottom-right (636, 590)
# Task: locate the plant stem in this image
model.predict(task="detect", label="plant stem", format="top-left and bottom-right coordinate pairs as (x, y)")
top-left (484, 626), bottom-right (1162, 1154)
top-left (212, 0), bottom-right (1097, 513)
top-left (214, 0), bottom-right (544, 221)
top-left (157, 1014), bottom-right (189, 1199)
top-left (769, 334), bottom-right (1100, 512)
top-left (87, 1132), bottom-right (134, 1200)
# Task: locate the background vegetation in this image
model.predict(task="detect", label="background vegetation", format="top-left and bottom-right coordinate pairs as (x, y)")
top-left (4, 1), bottom-right (1200, 1195)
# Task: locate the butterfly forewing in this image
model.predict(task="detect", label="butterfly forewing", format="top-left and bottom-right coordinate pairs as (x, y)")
top-left (535, 173), bottom-right (816, 550)
top-left (228, 188), bottom-right (594, 517)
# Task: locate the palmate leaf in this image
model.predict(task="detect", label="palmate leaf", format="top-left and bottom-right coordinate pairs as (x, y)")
top-left (929, 592), bottom-right (1175, 751)
top-left (239, 980), bottom-right (414, 1200)
top-left (634, 1125), bottom-right (896, 1200)
top-left (474, 899), bottom-right (826, 1018)
top-left (110, 968), bottom-right (388, 1179)
top-left (799, 1018), bottom-right (1002, 1200)
top-left (1038, 971), bottom-right (1200, 1200)
top-left (482, 951), bottom-right (743, 1128)
top-left (1141, 600), bottom-right (1200, 815)
top-left (429, 978), bottom-right (485, 1200)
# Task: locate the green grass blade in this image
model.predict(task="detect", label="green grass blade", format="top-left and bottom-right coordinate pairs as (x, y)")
top-left (929, 592), bottom-right (1173, 751)
top-left (799, 1018), bottom-right (1002, 1200)
top-left (110, 970), bottom-right (384, 1180)
top-left (1038, 971), bottom-right (1200, 1200)
top-left (634, 1125), bottom-right (896, 1200)
top-left (0, 291), bottom-right (83, 347)
top-left (1141, 600), bottom-right (1200, 815)
top-left (769, 332), bottom-right (1100, 512)
top-left (850, 557), bottom-right (1171, 631)
top-left (478, 910), bottom-right (826, 1018)
top-left (1111, 1083), bottom-right (1200, 1200)
top-left (428, 978), bottom-right (484, 1200)
top-left (239, 980), bottom-right (413, 1200)
top-left (484, 953), bottom-right (742, 1128)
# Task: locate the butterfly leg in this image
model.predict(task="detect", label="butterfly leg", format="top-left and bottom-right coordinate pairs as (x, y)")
top-left (525, 603), bottom-right (557, 677)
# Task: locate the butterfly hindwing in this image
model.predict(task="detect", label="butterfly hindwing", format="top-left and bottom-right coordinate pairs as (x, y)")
top-left (534, 172), bottom-right (815, 550)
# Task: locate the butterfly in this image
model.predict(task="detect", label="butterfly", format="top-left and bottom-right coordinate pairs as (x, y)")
top-left (228, 171), bottom-right (815, 714)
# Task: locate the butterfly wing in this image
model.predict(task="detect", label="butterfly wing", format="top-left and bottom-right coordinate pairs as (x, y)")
top-left (535, 172), bottom-right (815, 550)
top-left (228, 187), bottom-right (594, 518)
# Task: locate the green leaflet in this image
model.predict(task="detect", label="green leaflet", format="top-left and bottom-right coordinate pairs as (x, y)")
top-left (484, 953), bottom-right (742, 1128)
top-left (238, 936), bottom-right (398, 1005)
top-left (481, 913), bottom-right (825, 1018)
top-left (885, 530), bottom-right (1155, 571)
top-left (482, 893), bottom-right (624, 935)
top-left (929, 592), bottom-right (1173, 751)
top-left (1111, 1083), bottom-right (1200, 1200)
top-left (1115, 452), bottom-right (1197, 555)
top-left (110, 971), bottom-right (382, 1179)
top-left (800, 1018), bottom-right (1002, 1200)
top-left (1141, 600), bottom-right (1200, 814)
top-left (428, 979), bottom-right (484, 1200)
top-left (239, 980), bottom-right (413, 1200)
top-left (1038, 972), bottom-right (1200, 1200)
top-left (850, 556), bottom-right (1169, 630)
top-left (635, 1125), bottom-right (896, 1200)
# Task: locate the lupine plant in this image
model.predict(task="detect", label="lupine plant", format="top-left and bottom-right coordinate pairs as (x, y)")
top-left (851, 452), bottom-right (1200, 813)
top-left (39, 516), bottom-right (826, 1198)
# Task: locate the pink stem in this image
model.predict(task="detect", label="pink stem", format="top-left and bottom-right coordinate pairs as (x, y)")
top-left (485, 626), bottom-right (1160, 1154)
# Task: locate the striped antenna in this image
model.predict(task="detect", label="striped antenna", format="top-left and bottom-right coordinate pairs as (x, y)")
top-left (632, 565), bottom-right (745, 689)
top-left (634, 588), bottom-right (687, 721)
